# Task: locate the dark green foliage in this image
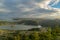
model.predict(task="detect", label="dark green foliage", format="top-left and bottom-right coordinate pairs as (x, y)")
top-left (28, 28), bottom-right (40, 31)
top-left (0, 26), bottom-right (60, 40)
top-left (23, 20), bottom-right (38, 26)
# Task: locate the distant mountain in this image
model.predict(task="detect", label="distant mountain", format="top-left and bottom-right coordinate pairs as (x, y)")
top-left (13, 18), bottom-right (60, 27)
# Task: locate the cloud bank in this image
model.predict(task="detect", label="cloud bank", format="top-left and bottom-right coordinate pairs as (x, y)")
top-left (0, 0), bottom-right (60, 20)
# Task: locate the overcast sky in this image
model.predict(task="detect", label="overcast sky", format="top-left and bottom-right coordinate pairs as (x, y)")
top-left (0, 0), bottom-right (60, 20)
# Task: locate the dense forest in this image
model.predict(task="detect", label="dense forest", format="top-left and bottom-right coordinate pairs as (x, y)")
top-left (0, 26), bottom-right (60, 40)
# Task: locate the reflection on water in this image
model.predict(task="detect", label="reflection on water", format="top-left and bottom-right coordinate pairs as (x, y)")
top-left (0, 25), bottom-right (40, 30)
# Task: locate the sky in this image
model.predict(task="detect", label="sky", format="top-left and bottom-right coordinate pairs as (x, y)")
top-left (0, 0), bottom-right (60, 20)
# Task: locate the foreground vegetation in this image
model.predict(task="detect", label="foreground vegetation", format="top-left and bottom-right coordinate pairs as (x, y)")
top-left (0, 26), bottom-right (60, 40)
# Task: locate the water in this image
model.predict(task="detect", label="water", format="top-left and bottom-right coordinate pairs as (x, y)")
top-left (0, 25), bottom-right (41, 30)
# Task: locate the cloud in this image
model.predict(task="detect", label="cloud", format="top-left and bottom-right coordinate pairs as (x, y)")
top-left (0, 8), bottom-right (11, 13)
top-left (0, 0), bottom-right (11, 13)
top-left (0, 0), bottom-right (60, 20)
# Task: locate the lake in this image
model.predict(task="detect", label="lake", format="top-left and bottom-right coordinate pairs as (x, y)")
top-left (0, 25), bottom-right (42, 30)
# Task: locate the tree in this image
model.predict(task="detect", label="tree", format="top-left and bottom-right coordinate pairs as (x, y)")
top-left (22, 34), bottom-right (30, 40)
top-left (29, 32), bottom-right (39, 40)
top-left (51, 26), bottom-right (60, 40)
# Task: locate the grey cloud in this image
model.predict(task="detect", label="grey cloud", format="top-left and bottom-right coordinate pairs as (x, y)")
top-left (34, 0), bottom-right (45, 2)
top-left (0, 0), bottom-right (59, 20)
top-left (20, 8), bottom-right (57, 18)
